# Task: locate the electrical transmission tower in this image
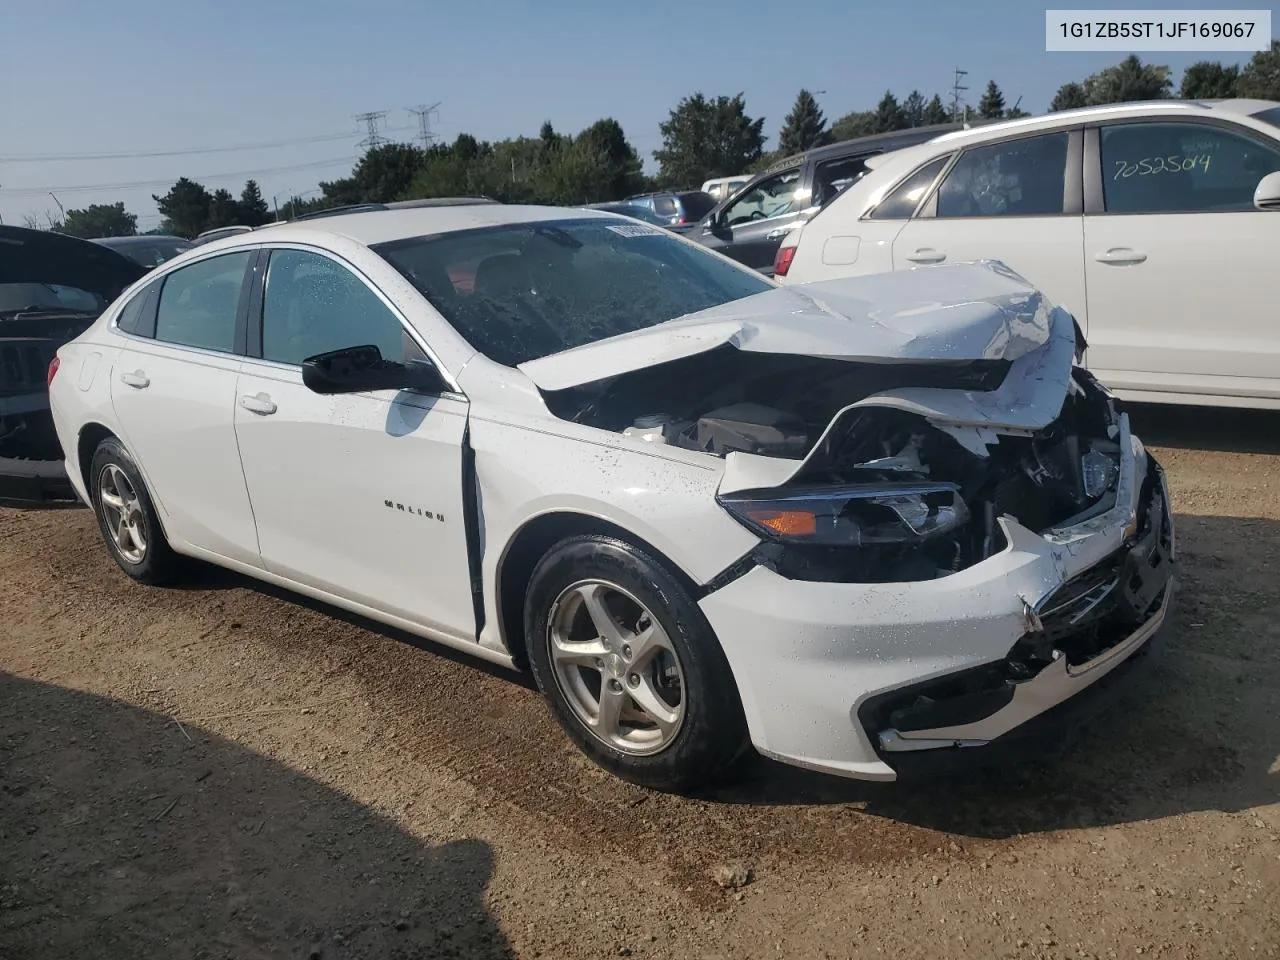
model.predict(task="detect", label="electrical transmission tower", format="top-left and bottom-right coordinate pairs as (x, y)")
top-left (950, 69), bottom-right (969, 122)
top-left (407, 103), bottom-right (441, 148)
top-left (354, 110), bottom-right (389, 152)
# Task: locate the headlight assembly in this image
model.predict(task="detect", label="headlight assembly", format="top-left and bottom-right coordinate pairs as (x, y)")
top-left (717, 482), bottom-right (970, 547)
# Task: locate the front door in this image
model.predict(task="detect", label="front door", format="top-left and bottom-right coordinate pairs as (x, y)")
top-left (109, 250), bottom-right (261, 564)
top-left (698, 167), bottom-right (804, 272)
top-left (232, 247), bottom-right (476, 640)
top-left (1081, 118), bottom-right (1280, 402)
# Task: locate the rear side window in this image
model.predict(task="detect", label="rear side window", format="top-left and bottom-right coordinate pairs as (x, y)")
top-left (154, 252), bottom-right (252, 353)
top-left (114, 287), bottom-right (151, 336)
top-left (867, 155), bottom-right (952, 220)
top-left (651, 197), bottom-right (677, 217)
top-left (1099, 121), bottom-right (1280, 213)
top-left (678, 192), bottom-right (716, 219)
top-left (935, 133), bottom-right (1069, 218)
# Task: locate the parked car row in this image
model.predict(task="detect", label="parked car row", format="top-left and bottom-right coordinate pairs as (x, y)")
top-left (30, 199), bottom-right (1173, 793)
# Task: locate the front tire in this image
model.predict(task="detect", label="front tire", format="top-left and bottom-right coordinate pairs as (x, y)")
top-left (88, 437), bottom-right (181, 585)
top-left (524, 534), bottom-right (748, 792)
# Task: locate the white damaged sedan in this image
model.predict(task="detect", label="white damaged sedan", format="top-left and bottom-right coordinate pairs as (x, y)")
top-left (47, 203), bottom-right (1175, 791)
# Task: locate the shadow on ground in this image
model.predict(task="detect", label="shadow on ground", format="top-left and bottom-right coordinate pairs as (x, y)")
top-left (0, 673), bottom-right (513, 960)
top-left (1125, 402), bottom-right (1280, 455)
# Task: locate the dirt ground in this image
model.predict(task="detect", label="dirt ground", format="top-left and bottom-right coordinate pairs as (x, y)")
top-left (1, 403), bottom-right (1277, 960)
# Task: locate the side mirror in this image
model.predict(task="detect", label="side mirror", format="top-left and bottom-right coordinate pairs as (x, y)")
top-left (301, 344), bottom-right (446, 395)
top-left (1254, 171), bottom-right (1280, 210)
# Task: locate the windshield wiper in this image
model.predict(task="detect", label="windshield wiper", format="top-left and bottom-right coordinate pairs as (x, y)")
top-left (0, 306), bottom-right (98, 321)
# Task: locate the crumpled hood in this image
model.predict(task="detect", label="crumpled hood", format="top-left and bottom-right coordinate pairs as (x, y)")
top-left (518, 260), bottom-right (1055, 392)
top-left (0, 225), bottom-right (147, 306)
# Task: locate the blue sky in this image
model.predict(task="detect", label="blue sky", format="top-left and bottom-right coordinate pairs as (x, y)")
top-left (1, 0), bottom-right (1274, 229)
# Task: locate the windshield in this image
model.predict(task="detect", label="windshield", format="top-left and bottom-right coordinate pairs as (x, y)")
top-left (117, 239), bottom-right (191, 267)
top-left (0, 282), bottom-right (104, 315)
top-left (373, 217), bottom-right (772, 367)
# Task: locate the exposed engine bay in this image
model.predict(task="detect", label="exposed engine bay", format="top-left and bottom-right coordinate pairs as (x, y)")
top-left (541, 345), bottom-right (1124, 584)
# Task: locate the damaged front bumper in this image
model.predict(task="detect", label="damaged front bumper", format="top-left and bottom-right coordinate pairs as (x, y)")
top-left (698, 414), bottom-right (1174, 782)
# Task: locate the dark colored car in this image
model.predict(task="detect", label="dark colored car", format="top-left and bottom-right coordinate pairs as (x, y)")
top-left (92, 234), bottom-right (192, 269)
top-left (687, 123), bottom-right (985, 275)
top-left (624, 190), bottom-right (717, 227)
top-left (189, 225), bottom-right (256, 248)
top-left (583, 202), bottom-right (675, 227)
top-left (0, 225), bottom-right (146, 502)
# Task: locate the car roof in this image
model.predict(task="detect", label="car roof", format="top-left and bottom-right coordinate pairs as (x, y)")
top-left (921, 98), bottom-right (1279, 147)
top-left (854, 98), bottom-right (1280, 180)
top-left (93, 235), bottom-right (189, 246)
top-left (201, 203), bottom-right (625, 249)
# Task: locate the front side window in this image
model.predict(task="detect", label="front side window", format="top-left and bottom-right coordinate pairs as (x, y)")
top-left (867, 155), bottom-right (952, 220)
top-left (723, 169), bottom-right (802, 225)
top-left (154, 251), bottom-right (252, 353)
top-left (374, 218), bottom-right (773, 368)
top-left (1099, 121), bottom-right (1280, 213)
top-left (813, 155), bottom-right (871, 207)
top-left (935, 133), bottom-right (1069, 218)
top-left (260, 249), bottom-right (425, 366)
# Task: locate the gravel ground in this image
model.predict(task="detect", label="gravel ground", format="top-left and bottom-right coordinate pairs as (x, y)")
top-left (1, 403), bottom-right (1277, 960)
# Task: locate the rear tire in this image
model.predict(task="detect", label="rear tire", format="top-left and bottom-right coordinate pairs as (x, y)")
top-left (88, 437), bottom-right (181, 585)
top-left (524, 534), bottom-right (748, 792)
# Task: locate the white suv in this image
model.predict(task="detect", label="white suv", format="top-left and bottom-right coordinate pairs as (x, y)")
top-left (775, 99), bottom-right (1280, 410)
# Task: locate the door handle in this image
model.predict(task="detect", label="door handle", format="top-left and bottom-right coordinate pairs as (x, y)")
top-left (119, 370), bottom-right (150, 389)
top-left (1094, 247), bottom-right (1147, 265)
top-left (765, 227), bottom-right (792, 240)
top-left (238, 393), bottom-right (277, 415)
top-left (905, 248), bottom-right (946, 264)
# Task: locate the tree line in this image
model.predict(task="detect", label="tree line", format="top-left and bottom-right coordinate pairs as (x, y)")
top-left (37, 42), bottom-right (1280, 239)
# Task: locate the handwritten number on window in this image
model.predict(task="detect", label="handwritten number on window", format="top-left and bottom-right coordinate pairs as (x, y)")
top-left (1112, 155), bottom-right (1212, 180)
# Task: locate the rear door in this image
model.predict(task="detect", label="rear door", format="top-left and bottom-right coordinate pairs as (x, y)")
top-left (698, 167), bottom-right (804, 272)
top-left (889, 129), bottom-right (1088, 328)
top-left (1081, 117), bottom-right (1280, 402)
top-left (108, 249), bottom-right (261, 564)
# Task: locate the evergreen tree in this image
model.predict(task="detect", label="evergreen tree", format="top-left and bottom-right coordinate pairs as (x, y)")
top-left (978, 80), bottom-right (1006, 119)
top-left (778, 89), bottom-right (828, 154)
top-left (922, 94), bottom-right (949, 125)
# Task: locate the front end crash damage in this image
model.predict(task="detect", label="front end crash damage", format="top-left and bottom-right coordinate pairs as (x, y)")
top-left (520, 261), bottom-right (1175, 780)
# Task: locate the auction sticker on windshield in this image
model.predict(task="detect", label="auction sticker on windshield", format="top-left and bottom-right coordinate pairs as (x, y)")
top-left (605, 223), bottom-right (664, 238)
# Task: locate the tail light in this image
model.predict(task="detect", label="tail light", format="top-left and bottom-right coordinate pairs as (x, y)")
top-left (773, 244), bottom-right (796, 278)
top-left (47, 355), bottom-right (61, 387)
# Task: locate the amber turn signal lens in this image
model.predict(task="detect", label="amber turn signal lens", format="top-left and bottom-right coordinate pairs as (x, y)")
top-left (746, 509), bottom-right (817, 537)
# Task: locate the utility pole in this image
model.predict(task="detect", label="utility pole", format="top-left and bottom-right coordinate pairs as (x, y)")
top-left (406, 103), bottom-right (441, 149)
top-left (950, 68), bottom-right (969, 122)
top-left (354, 110), bottom-right (389, 153)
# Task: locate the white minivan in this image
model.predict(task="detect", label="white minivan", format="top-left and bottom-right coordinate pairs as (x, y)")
top-left (700, 176), bottom-right (751, 203)
top-left (775, 99), bottom-right (1280, 410)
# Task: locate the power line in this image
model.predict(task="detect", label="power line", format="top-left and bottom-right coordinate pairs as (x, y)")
top-left (0, 125), bottom-right (419, 164)
top-left (406, 103), bottom-right (441, 148)
top-left (0, 156), bottom-right (355, 197)
top-left (355, 111), bottom-right (390, 152)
